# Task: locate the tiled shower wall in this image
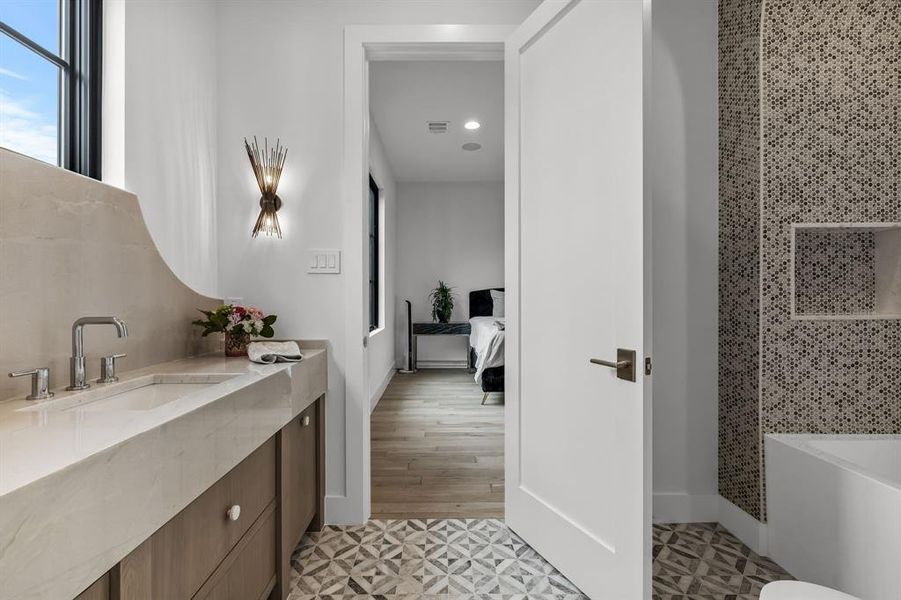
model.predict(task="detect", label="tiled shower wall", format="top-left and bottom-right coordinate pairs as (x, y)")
top-left (719, 0), bottom-right (901, 521)
top-left (718, 0), bottom-right (762, 519)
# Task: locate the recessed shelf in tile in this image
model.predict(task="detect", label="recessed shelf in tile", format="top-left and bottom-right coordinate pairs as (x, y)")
top-left (791, 223), bottom-right (901, 320)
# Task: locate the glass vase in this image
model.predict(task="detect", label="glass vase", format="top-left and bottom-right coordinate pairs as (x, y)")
top-left (225, 331), bottom-right (250, 357)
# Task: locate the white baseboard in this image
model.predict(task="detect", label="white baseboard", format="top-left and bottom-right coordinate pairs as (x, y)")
top-left (369, 368), bottom-right (395, 412)
top-left (653, 492), bottom-right (720, 524)
top-left (414, 360), bottom-right (469, 369)
top-left (324, 494), bottom-right (368, 526)
top-left (653, 493), bottom-right (770, 556)
top-left (718, 496), bottom-right (768, 556)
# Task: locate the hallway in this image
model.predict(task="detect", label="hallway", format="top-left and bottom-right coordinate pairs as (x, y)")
top-left (371, 370), bottom-right (504, 519)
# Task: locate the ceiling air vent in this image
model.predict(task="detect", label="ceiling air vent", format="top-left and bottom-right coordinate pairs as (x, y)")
top-left (428, 121), bottom-right (449, 134)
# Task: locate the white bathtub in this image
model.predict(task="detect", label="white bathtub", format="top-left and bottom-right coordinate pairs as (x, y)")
top-left (766, 434), bottom-right (901, 600)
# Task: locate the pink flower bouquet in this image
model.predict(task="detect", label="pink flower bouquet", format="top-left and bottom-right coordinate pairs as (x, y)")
top-left (193, 304), bottom-right (277, 356)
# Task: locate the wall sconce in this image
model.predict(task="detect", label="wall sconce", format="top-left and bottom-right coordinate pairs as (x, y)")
top-left (244, 137), bottom-right (288, 239)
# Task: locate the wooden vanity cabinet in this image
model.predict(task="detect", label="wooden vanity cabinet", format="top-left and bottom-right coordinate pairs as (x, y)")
top-left (78, 397), bottom-right (324, 600)
top-left (111, 437), bottom-right (277, 600)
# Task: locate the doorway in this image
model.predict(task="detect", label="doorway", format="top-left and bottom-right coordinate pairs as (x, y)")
top-left (340, 25), bottom-right (512, 528)
top-left (366, 59), bottom-right (506, 519)
top-left (342, 8), bottom-right (653, 598)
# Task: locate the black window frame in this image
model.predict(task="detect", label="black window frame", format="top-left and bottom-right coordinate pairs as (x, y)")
top-left (368, 174), bottom-right (380, 332)
top-left (0, 0), bottom-right (103, 179)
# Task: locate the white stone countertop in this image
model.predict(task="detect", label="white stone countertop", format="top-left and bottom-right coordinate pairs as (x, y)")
top-left (0, 348), bottom-right (327, 600)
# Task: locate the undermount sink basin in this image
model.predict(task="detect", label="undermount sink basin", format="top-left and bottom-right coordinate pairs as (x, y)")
top-left (74, 381), bottom-right (218, 412)
top-left (20, 374), bottom-right (240, 413)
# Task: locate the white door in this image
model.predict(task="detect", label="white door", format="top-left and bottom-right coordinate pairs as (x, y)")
top-left (504, 1), bottom-right (652, 599)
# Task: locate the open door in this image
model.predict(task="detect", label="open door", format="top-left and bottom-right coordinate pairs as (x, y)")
top-left (504, 1), bottom-right (652, 598)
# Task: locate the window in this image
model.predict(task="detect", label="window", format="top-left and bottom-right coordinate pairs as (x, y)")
top-left (369, 174), bottom-right (380, 332)
top-left (0, 0), bottom-right (102, 178)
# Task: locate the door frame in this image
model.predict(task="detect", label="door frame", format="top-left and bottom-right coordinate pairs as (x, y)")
top-left (340, 24), bottom-right (516, 525)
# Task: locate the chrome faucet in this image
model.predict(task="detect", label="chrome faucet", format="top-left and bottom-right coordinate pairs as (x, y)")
top-left (68, 316), bottom-right (128, 391)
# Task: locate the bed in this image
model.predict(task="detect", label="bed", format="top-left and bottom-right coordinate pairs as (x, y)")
top-left (468, 288), bottom-right (505, 404)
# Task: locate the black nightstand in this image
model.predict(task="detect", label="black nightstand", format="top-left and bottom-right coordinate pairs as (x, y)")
top-left (412, 322), bottom-right (472, 370)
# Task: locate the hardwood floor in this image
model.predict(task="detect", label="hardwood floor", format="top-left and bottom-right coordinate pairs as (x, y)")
top-left (370, 369), bottom-right (504, 519)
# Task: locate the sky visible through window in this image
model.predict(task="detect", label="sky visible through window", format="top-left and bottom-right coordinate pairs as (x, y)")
top-left (0, 1), bottom-right (61, 165)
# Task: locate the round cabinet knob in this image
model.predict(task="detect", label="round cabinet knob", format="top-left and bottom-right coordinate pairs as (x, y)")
top-left (302, 415), bottom-right (311, 427)
top-left (226, 504), bottom-right (241, 521)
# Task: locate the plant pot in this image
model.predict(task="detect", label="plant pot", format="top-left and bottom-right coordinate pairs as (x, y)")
top-left (436, 309), bottom-right (451, 324)
top-left (225, 331), bottom-right (250, 357)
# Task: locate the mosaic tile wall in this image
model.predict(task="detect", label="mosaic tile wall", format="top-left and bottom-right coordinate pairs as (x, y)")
top-left (794, 229), bottom-right (876, 316)
top-left (719, 0), bottom-right (901, 521)
top-left (759, 0), bottom-right (901, 518)
top-left (718, 0), bottom-right (763, 519)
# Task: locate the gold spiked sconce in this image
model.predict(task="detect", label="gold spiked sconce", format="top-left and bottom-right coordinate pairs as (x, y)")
top-left (245, 137), bottom-right (288, 238)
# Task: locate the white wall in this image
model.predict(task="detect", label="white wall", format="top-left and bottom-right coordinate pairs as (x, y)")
top-left (368, 123), bottom-right (397, 410)
top-left (395, 182), bottom-right (504, 366)
top-left (214, 0), bottom-right (539, 523)
top-left (102, 0), bottom-right (220, 298)
top-left (650, 0), bottom-right (720, 523)
top-left (102, 0), bottom-right (719, 526)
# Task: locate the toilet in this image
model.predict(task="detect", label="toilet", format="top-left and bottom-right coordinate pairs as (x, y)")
top-left (761, 582), bottom-right (861, 600)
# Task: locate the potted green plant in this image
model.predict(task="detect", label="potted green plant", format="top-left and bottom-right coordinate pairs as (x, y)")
top-left (429, 280), bottom-right (456, 323)
top-left (193, 304), bottom-right (277, 357)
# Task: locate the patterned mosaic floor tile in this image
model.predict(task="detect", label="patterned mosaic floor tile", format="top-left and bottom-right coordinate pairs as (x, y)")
top-left (652, 523), bottom-right (793, 599)
top-left (288, 520), bottom-right (791, 599)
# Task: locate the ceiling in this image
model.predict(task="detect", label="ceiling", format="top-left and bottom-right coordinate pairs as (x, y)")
top-left (369, 61), bottom-right (503, 182)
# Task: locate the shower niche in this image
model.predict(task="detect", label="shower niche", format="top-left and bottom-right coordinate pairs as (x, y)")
top-left (791, 223), bottom-right (901, 320)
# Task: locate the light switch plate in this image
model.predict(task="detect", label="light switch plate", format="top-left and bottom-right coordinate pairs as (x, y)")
top-left (308, 249), bottom-right (341, 274)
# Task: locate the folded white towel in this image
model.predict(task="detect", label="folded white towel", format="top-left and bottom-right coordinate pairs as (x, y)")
top-left (247, 341), bottom-right (304, 364)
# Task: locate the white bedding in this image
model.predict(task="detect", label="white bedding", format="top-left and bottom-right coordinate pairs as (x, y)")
top-left (469, 317), bottom-right (505, 384)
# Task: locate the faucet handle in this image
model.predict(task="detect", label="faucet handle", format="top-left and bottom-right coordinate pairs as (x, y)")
top-left (97, 353), bottom-right (126, 384)
top-left (8, 367), bottom-right (54, 401)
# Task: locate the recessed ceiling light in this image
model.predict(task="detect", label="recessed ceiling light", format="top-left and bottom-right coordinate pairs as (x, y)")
top-left (464, 120), bottom-right (481, 130)
top-left (462, 143), bottom-right (482, 151)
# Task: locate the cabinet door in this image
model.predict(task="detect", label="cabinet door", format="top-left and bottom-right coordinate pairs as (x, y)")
top-left (276, 401), bottom-right (320, 600)
top-left (193, 503), bottom-right (277, 600)
top-left (282, 403), bottom-right (318, 547)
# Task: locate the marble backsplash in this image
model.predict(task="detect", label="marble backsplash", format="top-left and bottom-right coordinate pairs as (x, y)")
top-left (0, 149), bottom-right (220, 400)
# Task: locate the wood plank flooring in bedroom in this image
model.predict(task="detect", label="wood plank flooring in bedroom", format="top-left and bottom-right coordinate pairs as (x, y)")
top-left (370, 369), bottom-right (504, 519)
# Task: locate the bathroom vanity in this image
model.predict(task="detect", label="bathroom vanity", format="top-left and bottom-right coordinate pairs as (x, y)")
top-left (0, 148), bottom-right (328, 600)
top-left (0, 347), bottom-right (327, 600)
